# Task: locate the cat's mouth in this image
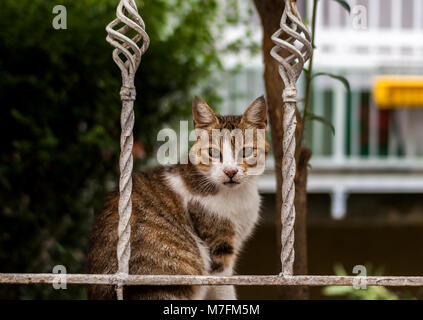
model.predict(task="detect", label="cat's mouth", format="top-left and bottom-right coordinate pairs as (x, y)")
top-left (223, 181), bottom-right (240, 186)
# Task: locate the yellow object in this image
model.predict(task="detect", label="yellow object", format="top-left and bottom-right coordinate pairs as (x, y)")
top-left (373, 76), bottom-right (423, 109)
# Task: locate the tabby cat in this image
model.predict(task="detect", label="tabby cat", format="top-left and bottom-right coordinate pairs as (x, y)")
top-left (87, 96), bottom-right (268, 299)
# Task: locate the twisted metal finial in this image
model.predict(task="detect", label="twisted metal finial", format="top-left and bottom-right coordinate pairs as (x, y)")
top-left (270, 0), bottom-right (312, 276)
top-left (106, 0), bottom-right (150, 300)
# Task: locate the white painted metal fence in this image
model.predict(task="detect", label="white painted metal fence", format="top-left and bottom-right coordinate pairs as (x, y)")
top-left (313, 0), bottom-right (423, 69)
top-left (1, 0), bottom-right (423, 298)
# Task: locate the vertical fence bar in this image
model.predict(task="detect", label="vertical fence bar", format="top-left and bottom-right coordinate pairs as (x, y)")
top-left (388, 110), bottom-right (399, 158)
top-left (351, 90), bottom-right (360, 157)
top-left (270, 0), bottom-right (311, 276)
top-left (333, 81), bottom-right (346, 163)
top-left (414, 0), bottom-right (423, 30)
top-left (369, 0), bottom-right (380, 30)
top-left (391, 0), bottom-right (402, 31)
top-left (106, 0), bottom-right (150, 300)
top-left (369, 94), bottom-right (380, 157)
top-left (313, 87), bottom-right (324, 156)
top-left (328, 0), bottom-right (340, 28)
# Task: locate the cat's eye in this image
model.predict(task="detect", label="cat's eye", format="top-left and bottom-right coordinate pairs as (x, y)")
top-left (208, 148), bottom-right (221, 160)
top-left (239, 147), bottom-right (254, 158)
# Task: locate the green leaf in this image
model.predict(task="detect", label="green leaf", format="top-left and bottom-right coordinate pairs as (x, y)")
top-left (333, 263), bottom-right (348, 276)
top-left (312, 72), bottom-right (351, 94)
top-left (305, 111), bottom-right (335, 136)
top-left (331, 0), bottom-right (351, 13)
top-left (322, 286), bottom-right (354, 296)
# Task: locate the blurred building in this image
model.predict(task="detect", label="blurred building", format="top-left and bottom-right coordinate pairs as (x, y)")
top-left (220, 0), bottom-right (423, 220)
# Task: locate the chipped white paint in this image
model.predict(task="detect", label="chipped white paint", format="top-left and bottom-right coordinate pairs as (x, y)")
top-left (270, 0), bottom-right (312, 276)
top-left (2, 274), bottom-right (423, 287)
top-left (2, 0), bottom-right (423, 297)
top-left (106, 0), bottom-right (149, 300)
top-left (190, 232), bottom-right (211, 300)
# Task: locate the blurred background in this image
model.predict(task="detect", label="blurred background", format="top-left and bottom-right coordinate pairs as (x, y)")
top-left (1, 0), bottom-right (423, 299)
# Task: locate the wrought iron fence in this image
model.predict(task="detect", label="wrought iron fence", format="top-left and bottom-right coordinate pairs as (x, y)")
top-left (1, 0), bottom-right (422, 300)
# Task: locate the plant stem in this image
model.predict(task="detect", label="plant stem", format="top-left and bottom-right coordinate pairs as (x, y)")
top-left (298, 0), bottom-right (318, 150)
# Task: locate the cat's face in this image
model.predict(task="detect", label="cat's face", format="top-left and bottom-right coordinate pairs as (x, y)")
top-left (191, 96), bottom-right (268, 188)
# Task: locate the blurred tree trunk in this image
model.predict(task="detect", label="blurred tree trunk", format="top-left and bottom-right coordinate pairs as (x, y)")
top-left (253, 0), bottom-right (311, 300)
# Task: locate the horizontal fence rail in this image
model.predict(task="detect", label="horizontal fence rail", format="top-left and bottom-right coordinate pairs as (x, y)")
top-left (3, 0), bottom-right (422, 298)
top-left (1, 274), bottom-right (423, 287)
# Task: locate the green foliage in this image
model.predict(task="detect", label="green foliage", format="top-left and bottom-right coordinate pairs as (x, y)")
top-left (219, 1), bottom-right (260, 60)
top-left (307, 72), bottom-right (351, 136)
top-left (331, 0), bottom-right (351, 14)
top-left (303, 0), bottom-right (351, 140)
top-left (0, 0), bottom-right (225, 299)
top-left (322, 264), bottom-right (416, 300)
top-left (304, 110), bottom-right (336, 135)
top-left (311, 72), bottom-right (351, 94)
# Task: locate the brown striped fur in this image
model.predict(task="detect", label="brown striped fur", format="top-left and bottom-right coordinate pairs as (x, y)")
top-left (87, 96), bottom-right (268, 299)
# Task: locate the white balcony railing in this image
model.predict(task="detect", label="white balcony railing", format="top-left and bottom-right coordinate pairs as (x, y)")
top-left (311, 0), bottom-right (423, 69)
top-left (221, 69), bottom-right (423, 166)
top-left (220, 67), bottom-right (423, 219)
top-left (218, 0), bottom-right (423, 219)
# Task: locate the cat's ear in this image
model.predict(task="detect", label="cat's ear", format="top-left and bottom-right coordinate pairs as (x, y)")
top-left (192, 96), bottom-right (217, 128)
top-left (242, 96), bottom-right (267, 129)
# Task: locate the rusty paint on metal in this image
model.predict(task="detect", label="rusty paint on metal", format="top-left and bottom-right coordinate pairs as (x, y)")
top-left (105, 0), bottom-right (149, 300)
top-left (1, 274), bottom-right (423, 287)
top-left (270, 0), bottom-right (312, 275)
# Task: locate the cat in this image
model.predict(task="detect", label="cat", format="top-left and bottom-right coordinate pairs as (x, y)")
top-left (87, 96), bottom-right (268, 300)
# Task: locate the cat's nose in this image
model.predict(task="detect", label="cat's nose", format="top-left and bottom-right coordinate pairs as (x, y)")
top-left (224, 168), bottom-right (238, 178)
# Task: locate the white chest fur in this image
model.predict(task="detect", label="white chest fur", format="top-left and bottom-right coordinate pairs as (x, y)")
top-left (165, 172), bottom-right (261, 252)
